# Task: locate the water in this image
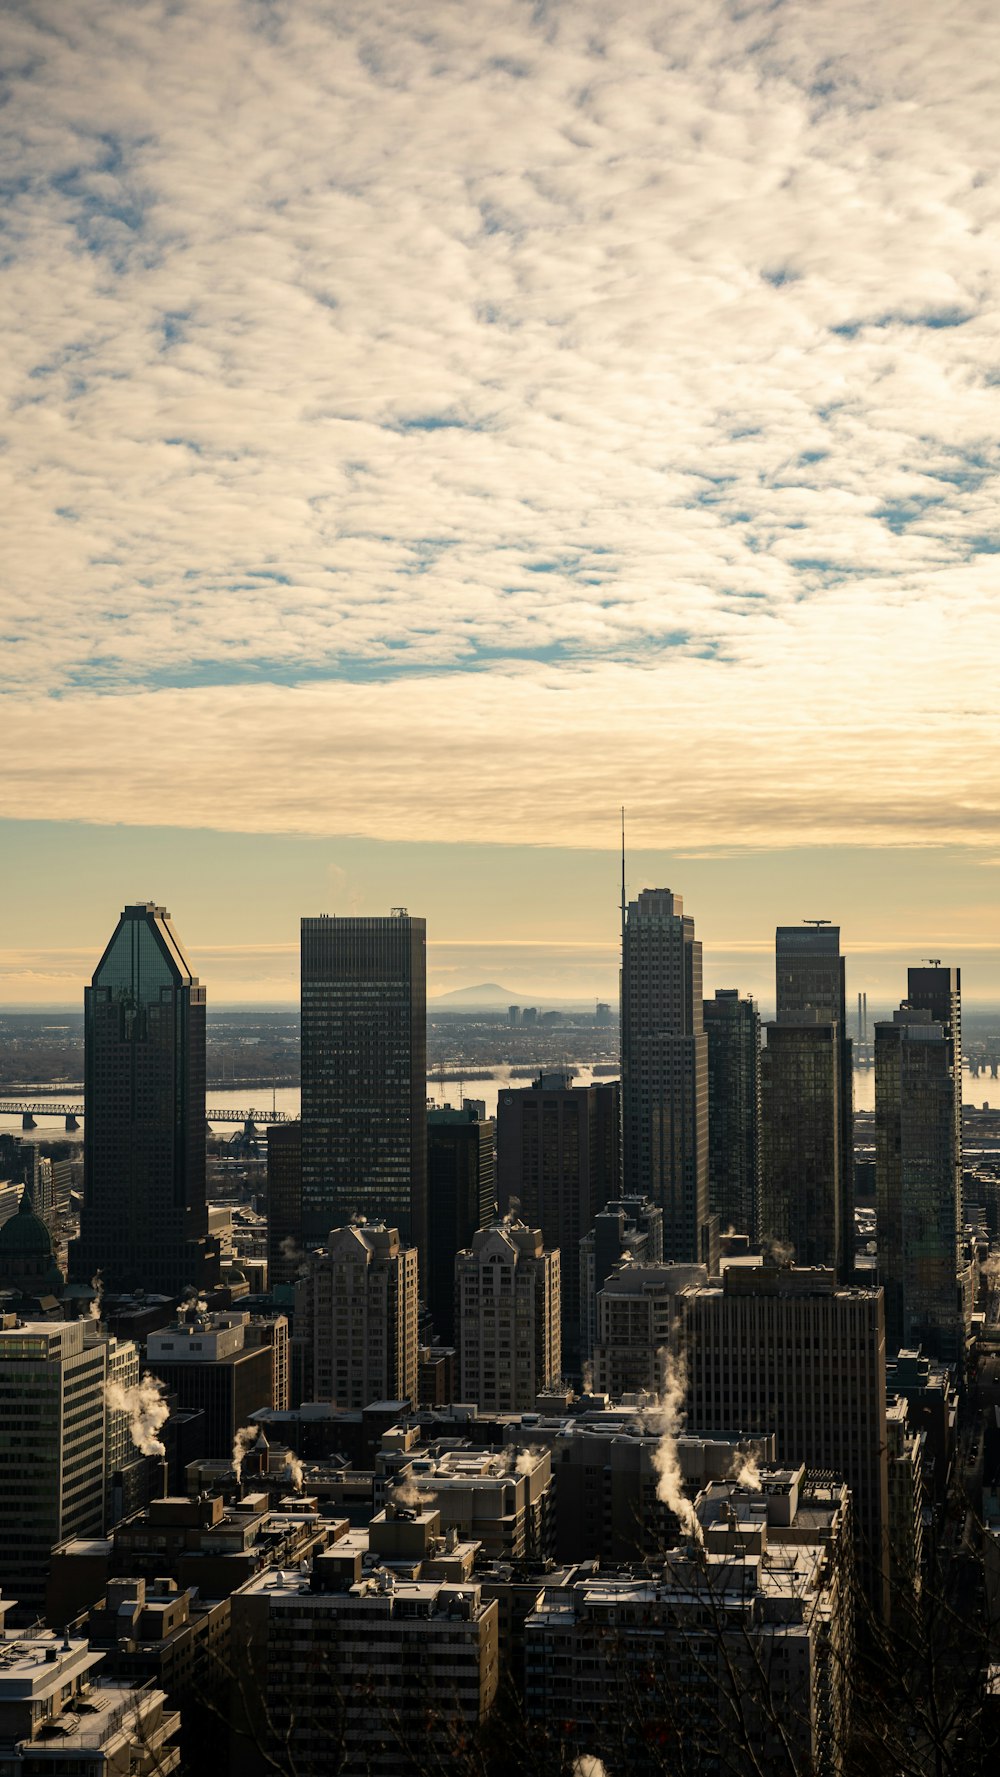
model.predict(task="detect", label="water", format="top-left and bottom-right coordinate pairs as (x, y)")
top-left (6, 1063), bottom-right (1000, 1140)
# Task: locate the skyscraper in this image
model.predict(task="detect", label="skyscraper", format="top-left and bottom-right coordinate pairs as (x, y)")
top-left (455, 1219), bottom-right (561, 1411)
top-left (907, 964), bottom-right (963, 1215)
top-left (496, 1073), bottom-right (619, 1366)
top-left (427, 1107), bottom-right (495, 1344)
top-left (73, 903), bottom-right (217, 1297)
top-left (294, 1221), bottom-right (419, 1408)
top-left (771, 924), bottom-right (854, 1279)
top-left (704, 989), bottom-right (761, 1241)
top-left (876, 999), bottom-right (962, 1358)
top-left (760, 1015), bottom-right (843, 1271)
top-left (621, 888), bottom-right (711, 1265)
top-left (300, 911), bottom-right (427, 1261)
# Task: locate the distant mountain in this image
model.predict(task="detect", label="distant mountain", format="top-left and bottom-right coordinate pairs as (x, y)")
top-left (430, 982), bottom-right (520, 1008)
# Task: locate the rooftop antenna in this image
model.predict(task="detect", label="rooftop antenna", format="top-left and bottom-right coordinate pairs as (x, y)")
top-left (923, 958), bottom-right (942, 968)
top-left (803, 918), bottom-right (832, 927)
top-left (620, 806), bottom-right (626, 955)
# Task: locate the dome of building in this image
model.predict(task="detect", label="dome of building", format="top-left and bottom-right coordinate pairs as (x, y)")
top-left (0, 1190), bottom-right (53, 1256)
top-left (0, 1191), bottom-right (64, 1297)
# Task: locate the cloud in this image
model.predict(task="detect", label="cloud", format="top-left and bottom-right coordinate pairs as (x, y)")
top-left (3, 0), bottom-right (1000, 852)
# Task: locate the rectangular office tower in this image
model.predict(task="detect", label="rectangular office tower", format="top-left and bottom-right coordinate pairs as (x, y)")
top-left (621, 889), bottom-right (711, 1266)
top-left (771, 924), bottom-right (854, 1279)
top-left (876, 1001), bottom-right (963, 1359)
top-left (497, 1073), bottom-right (619, 1366)
top-left (427, 1108), bottom-right (495, 1345)
top-left (704, 989), bottom-right (761, 1242)
top-left (907, 964), bottom-right (963, 1213)
top-left (73, 903), bottom-right (217, 1297)
top-left (300, 912), bottom-right (427, 1261)
top-left (761, 1016), bottom-right (843, 1271)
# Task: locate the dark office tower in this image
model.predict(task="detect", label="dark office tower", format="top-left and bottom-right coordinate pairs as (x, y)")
top-left (774, 925), bottom-right (854, 1280)
top-left (427, 1108), bottom-right (495, 1344)
top-left (760, 1016), bottom-right (842, 1271)
top-left (267, 1120), bottom-right (302, 1289)
top-left (704, 989), bottom-right (761, 1242)
top-left (300, 911), bottom-right (427, 1264)
top-left (496, 1073), bottom-right (620, 1366)
top-left (73, 904), bottom-right (217, 1297)
top-left (621, 889), bottom-right (711, 1265)
top-left (876, 1003), bottom-right (962, 1359)
top-left (907, 964), bottom-right (963, 1210)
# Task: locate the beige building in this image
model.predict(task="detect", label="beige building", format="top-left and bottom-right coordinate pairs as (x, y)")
top-left (231, 1560), bottom-right (498, 1775)
top-left (592, 1259), bottom-right (706, 1396)
top-left (295, 1221), bottom-right (419, 1408)
top-left (456, 1219), bottom-right (560, 1411)
top-left (388, 1444), bottom-right (553, 1562)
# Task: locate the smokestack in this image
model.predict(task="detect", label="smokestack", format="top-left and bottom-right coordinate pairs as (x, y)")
top-left (857, 992), bottom-right (863, 1044)
top-left (863, 992), bottom-right (868, 1043)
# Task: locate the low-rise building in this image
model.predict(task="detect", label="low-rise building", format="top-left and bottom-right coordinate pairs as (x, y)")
top-left (0, 1619), bottom-right (180, 1775)
top-left (146, 1310), bottom-right (283, 1458)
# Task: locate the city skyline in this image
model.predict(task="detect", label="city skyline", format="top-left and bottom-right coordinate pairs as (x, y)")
top-left (4, 0), bottom-right (1000, 1000)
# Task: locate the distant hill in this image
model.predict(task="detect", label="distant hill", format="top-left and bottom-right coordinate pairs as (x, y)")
top-left (430, 982), bottom-right (519, 1008)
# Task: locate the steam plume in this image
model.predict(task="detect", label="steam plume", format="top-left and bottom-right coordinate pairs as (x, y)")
top-left (392, 1475), bottom-right (431, 1510)
top-left (88, 1270), bottom-right (104, 1321)
top-left (232, 1424), bottom-right (260, 1485)
top-left (573, 1759), bottom-right (608, 1777)
top-left (729, 1449), bottom-right (762, 1490)
top-left (647, 1346), bottom-right (700, 1540)
top-left (580, 1359), bottom-right (594, 1396)
top-left (763, 1236), bottom-right (795, 1266)
top-left (283, 1450), bottom-right (305, 1492)
top-left (105, 1372), bottom-right (169, 1457)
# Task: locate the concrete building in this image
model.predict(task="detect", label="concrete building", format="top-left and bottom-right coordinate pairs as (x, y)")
top-left (680, 1265), bottom-right (890, 1616)
top-left (525, 1467), bottom-right (852, 1777)
top-left (456, 1219), bottom-right (560, 1411)
top-left (300, 910), bottom-right (427, 1261)
top-left (885, 1394), bottom-right (925, 1624)
top-left (427, 1107), bottom-right (495, 1344)
top-left (592, 1260), bottom-right (706, 1397)
top-left (388, 1444), bottom-right (553, 1562)
top-left (496, 1073), bottom-right (619, 1366)
top-left (146, 1310), bottom-right (281, 1458)
top-left (704, 988), bottom-right (761, 1242)
top-left (876, 997), bottom-right (964, 1359)
top-left (621, 888), bottom-right (715, 1267)
top-left (0, 1620), bottom-right (179, 1776)
top-left (579, 1194), bottom-right (663, 1364)
top-left (0, 1318), bottom-right (109, 1618)
top-left (231, 1558), bottom-right (499, 1776)
top-left (73, 902), bottom-right (218, 1296)
top-left (295, 1221), bottom-right (419, 1409)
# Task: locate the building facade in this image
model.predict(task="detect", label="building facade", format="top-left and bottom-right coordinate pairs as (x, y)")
top-left (266, 1119), bottom-right (302, 1289)
top-left (497, 1073), bottom-right (619, 1366)
top-left (761, 1015), bottom-right (843, 1271)
top-left (621, 889), bottom-right (712, 1266)
top-left (73, 903), bottom-right (217, 1297)
top-left (774, 925), bottom-right (854, 1281)
top-left (294, 1222), bottom-right (419, 1409)
top-left (680, 1265), bottom-right (890, 1616)
top-left (427, 1108), bottom-right (495, 1344)
top-left (876, 1002), bottom-right (963, 1358)
top-left (579, 1194), bottom-right (663, 1364)
top-left (455, 1220), bottom-right (560, 1411)
top-left (146, 1310), bottom-right (280, 1458)
top-left (592, 1260), bottom-right (706, 1397)
top-left (704, 988), bottom-right (761, 1242)
top-left (300, 911), bottom-right (427, 1261)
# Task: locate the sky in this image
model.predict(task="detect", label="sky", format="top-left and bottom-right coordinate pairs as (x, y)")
top-left (3, 0), bottom-right (1000, 1007)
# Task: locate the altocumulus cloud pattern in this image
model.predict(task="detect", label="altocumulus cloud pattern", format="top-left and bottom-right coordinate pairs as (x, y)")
top-left (3, 0), bottom-right (1000, 849)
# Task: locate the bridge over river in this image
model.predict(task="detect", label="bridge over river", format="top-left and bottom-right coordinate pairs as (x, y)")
top-left (0, 1100), bottom-right (295, 1131)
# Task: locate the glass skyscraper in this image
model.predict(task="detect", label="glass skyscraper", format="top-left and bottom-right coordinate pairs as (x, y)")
top-left (73, 903), bottom-right (217, 1297)
top-left (300, 911), bottom-right (427, 1262)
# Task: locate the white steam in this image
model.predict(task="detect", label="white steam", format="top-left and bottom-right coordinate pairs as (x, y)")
top-left (232, 1424), bottom-right (260, 1485)
top-left (283, 1450), bottom-right (305, 1492)
top-left (105, 1372), bottom-right (169, 1457)
top-left (763, 1236), bottom-right (795, 1267)
top-left (580, 1359), bottom-right (594, 1396)
top-left (514, 1448), bottom-right (541, 1477)
top-left (647, 1346), bottom-right (700, 1540)
top-left (392, 1474), bottom-right (431, 1510)
top-left (573, 1759), bottom-right (608, 1777)
top-left (729, 1450), bottom-right (762, 1491)
top-left (88, 1270), bottom-right (104, 1321)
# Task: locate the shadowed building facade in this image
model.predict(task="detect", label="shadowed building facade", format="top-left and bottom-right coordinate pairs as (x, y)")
top-left (73, 903), bottom-right (217, 1298)
top-left (427, 1108), bottom-right (495, 1345)
top-left (704, 989), bottom-right (761, 1243)
top-left (300, 912), bottom-right (427, 1264)
top-left (772, 925), bottom-right (854, 1280)
top-left (876, 995), bottom-right (963, 1359)
top-left (496, 1073), bottom-right (619, 1367)
top-left (621, 889), bottom-right (713, 1267)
